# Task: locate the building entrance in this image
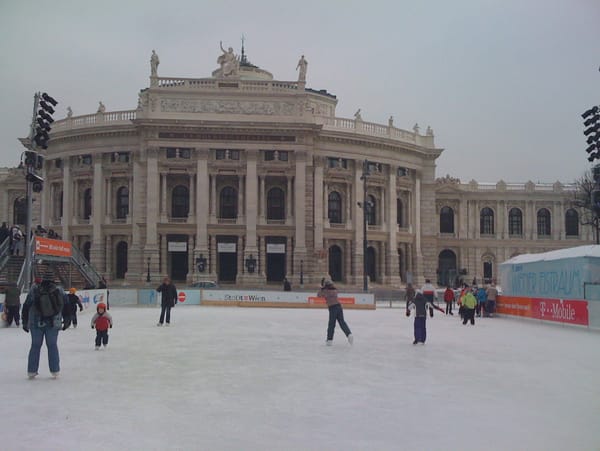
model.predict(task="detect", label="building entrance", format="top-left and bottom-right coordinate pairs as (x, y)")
top-left (167, 235), bottom-right (189, 282)
top-left (217, 237), bottom-right (238, 282)
top-left (266, 238), bottom-right (286, 282)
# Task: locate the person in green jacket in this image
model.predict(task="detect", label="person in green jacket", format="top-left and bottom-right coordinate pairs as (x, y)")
top-left (462, 289), bottom-right (477, 325)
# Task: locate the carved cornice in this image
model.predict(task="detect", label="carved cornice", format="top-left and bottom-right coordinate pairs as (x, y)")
top-left (159, 98), bottom-right (301, 116)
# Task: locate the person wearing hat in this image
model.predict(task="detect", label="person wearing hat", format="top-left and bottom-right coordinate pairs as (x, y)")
top-left (91, 302), bottom-right (112, 350)
top-left (62, 288), bottom-right (83, 330)
top-left (317, 277), bottom-right (353, 346)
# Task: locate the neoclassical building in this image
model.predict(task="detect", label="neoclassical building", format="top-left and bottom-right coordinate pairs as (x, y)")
top-left (1, 46), bottom-right (593, 287)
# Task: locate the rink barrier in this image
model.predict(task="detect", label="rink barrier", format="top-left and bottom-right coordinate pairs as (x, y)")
top-left (132, 288), bottom-right (375, 309)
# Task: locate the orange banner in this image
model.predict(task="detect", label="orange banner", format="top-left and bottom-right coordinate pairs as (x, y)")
top-left (497, 295), bottom-right (588, 326)
top-left (308, 296), bottom-right (356, 305)
top-left (35, 237), bottom-right (72, 257)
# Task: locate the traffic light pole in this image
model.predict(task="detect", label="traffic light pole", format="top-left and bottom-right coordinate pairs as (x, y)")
top-left (22, 93), bottom-right (41, 291)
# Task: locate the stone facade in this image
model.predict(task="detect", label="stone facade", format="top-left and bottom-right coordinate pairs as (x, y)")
top-left (1, 48), bottom-right (593, 287)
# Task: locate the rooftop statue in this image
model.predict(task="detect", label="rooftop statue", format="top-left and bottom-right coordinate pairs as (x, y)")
top-left (296, 55), bottom-right (308, 82)
top-left (97, 101), bottom-right (106, 113)
top-left (150, 50), bottom-right (160, 77)
top-left (354, 109), bottom-right (362, 121)
top-left (217, 41), bottom-right (240, 77)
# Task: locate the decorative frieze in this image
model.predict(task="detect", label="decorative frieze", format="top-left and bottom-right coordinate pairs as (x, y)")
top-left (160, 99), bottom-right (300, 116)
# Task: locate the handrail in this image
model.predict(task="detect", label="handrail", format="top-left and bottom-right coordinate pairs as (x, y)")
top-left (0, 237), bottom-right (10, 271)
top-left (70, 244), bottom-right (103, 286)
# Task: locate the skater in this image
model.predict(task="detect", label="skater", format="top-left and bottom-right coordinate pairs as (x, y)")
top-left (443, 285), bottom-right (454, 315)
top-left (476, 286), bottom-right (487, 317)
top-left (62, 288), bottom-right (83, 330)
top-left (91, 302), bottom-right (112, 350)
top-left (405, 283), bottom-right (415, 305)
top-left (21, 278), bottom-right (64, 379)
top-left (1, 282), bottom-right (21, 326)
top-left (486, 283), bottom-right (498, 317)
top-left (462, 288), bottom-right (477, 325)
top-left (406, 289), bottom-right (435, 344)
top-left (318, 277), bottom-right (353, 345)
top-left (156, 277), bottom-right (177, 326)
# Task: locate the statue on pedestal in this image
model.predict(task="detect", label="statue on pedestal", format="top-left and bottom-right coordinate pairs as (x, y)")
top-left (97, 102), bottom-right (106, 113)
top-left (150, 50), bottom-right (160, 77)
top-left (354, 109), bottom-right (362, 121)
top-left (296, 55), bottom-right (308, 82)
top-left (67, 106), bottom-right (73, 118)
top-left (217, 41), bottom-right (239, 77)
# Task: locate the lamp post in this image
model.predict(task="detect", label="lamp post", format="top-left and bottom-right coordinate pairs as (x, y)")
top-left (300, 259), bottom-right (304, 286)
top-left (360, 160), bottom-right (371, 292)
top-left (146, 257), bottom-right (151, 283)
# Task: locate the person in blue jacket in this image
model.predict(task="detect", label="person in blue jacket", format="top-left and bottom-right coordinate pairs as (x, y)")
top-left (475, 286), bottom-right (487, 317)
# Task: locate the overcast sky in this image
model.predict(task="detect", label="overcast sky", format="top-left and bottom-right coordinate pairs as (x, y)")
top-left (1, 0), bottom-right (599, 183)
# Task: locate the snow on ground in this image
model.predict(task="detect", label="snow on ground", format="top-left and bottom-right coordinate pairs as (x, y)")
top-left (2, 305), bottom-right (600, 451)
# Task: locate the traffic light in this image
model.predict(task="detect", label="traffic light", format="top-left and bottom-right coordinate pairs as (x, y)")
top-left (26, 172), bottom-right (44, 192)
top-left (33, 92), bottom-right (58, 149)
top-left (583, 105), bottom-right (600, 162)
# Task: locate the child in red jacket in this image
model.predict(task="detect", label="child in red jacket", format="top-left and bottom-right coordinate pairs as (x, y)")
top-left (91, 303), bottom-right (113, 350)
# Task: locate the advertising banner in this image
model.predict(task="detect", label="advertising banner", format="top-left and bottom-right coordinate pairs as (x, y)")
top-left (34, 237), bottom-right (72, 257)
top-left (202, 290), bottom-right (374, 308)
top-left (497, 295), bottom-right (589, 326)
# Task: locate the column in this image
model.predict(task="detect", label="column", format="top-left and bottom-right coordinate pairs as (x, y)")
top-left (353, 163), bottom-right (363, 285)
top-left (210, 174), bottom-right (217, 220)
top-left (91, 157), bottom-right (104, 271)
top-left (145, 148), bottom-right (159, 248)
top-left (313, 156), bottom-right (324, 251)
top-left (161, 173), bottom-right (168, 221)
top-left (61, 157), bottom-right (72, 241)
top-left (240, 149), bottom-right (260, 283)
top-left (105, 177), bottom-right (112, 221)
top-left (286, 177), bottom-right (292, 223)
top-left (259, 175), bottom-right (265, 222)
top-left (294, 150), bottom-right (307, 254)
top-left (194, 150), bottom-right (209, 281)
top-left (238, 175), bottom-right (245, 223)
top-left (188, 174), bottom-right (195, 218)
top-left (387, 166), bottom-right (400, 285)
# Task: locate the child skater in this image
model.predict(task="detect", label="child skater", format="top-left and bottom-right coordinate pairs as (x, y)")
top-left (406, 289), bottom-right (435, 344)
top-left (62, 288), bottom-right (83, 330)
top-left (91, 302), bottom-right (112, 350)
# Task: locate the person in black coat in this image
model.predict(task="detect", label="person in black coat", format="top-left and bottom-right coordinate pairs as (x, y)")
top-left (62, 288), bottom-right (83, 330)
top-left (156, 277), bottom-right (177, 326)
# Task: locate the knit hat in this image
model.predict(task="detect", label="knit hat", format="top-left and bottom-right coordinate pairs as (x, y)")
top-left (69, 287), bottom-right (77, 294)
top-left (97, 302), bottom-right (106, 311)
top-left (322, 277), bottom-right (333, 286)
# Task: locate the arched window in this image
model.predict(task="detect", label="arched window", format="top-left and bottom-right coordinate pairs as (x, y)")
top-left (537, 208), bottom-right (551, 237)
top-left (508, 208), bottom-right (523, 236)
top-left (440, 206), bottom-right (454, 233)
top-left (328, 191), bottom-right (342, 224)
top-left (267, 187), bottom-right (285, 220)
top-left (220, 186), bottom-right (238, 219)
top-left (397, 198), bottom-right (403, 227)
top-left (171, 185), bottom-right (189, 218)
top-left (13, 198), bottom-right (26, 225)
top-left (115, 241), bottom-right (128, 279)
top-left (116, 186), bottom-right (129, 219)
top-left (565, 209), bottom-right (579, 236)
top-left (480, 207), bottom-right (494, 235)
top-left (83, 188), bottom-right (92, 220)
top-left (366, 195), bottom-right (376, 225)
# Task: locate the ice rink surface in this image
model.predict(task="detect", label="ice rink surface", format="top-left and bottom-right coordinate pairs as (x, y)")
top-left (3, 305), bottom-right (599, 451)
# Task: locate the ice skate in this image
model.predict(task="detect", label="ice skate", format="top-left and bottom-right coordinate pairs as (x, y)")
top-left (95, 346), bottom-right (100, 350)
top-left (51, 372), bottom-right (59, 379)
top-left (326, 340), bottom-right (333, 346)
top-left (347, 334), bottom-right (353, 345)
top-left (27, 372), bottom-right (38, 379)
top-left (157, 322), bottom-right (163, 326)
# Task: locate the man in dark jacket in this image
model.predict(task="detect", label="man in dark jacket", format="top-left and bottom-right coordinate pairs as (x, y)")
top-left (406, 290), bottom-right (435, 344)
top-left (2, 282), bottom-right (21, 326)
top-left (156, 277), bottom-right (177, 326)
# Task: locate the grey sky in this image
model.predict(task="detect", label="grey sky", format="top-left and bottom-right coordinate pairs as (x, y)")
top-left (1, 0), bottom-right (598, 183)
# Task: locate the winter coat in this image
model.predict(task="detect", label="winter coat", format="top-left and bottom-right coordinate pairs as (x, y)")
top-left (476, 288), bottom-right (487, 304)
top-left (462, 292), bottom-right (477, 309)
top-left (63, 293), bottom-right (83, 315)
top-left (486, 286), bottom-right (498, 301)
top-left (317, 285), bottom-right (340, 307)
top-left (3, 285), bottom-right (21, 306)
top-left (421, 283), bottom-right (437, 302)
top-left (21, 282), bottom-right (64, 330)
top-left (157, 283), bottom-right (178, 307)
top-left (91, 311), bottom-right (113, 331)
top-left (407, 293), bottom-right (433, 317)
top-left (443, 288), bottom-right (455, 303)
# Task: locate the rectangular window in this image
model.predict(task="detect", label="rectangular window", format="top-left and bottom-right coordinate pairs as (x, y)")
top-left (264, 151), bottom-right (275, 161)
top-left (229, 150), bottom-right (240, 160)
top-left (166, 148), bottom-right (177, 159)
top-left (179, 148), bottom-right (191, 159)
top-left (278, 151), bottom-right (288, 161)
top-left (81, 155), bottom-right (92, 165)
top-left (112, 152), bottom-right (130, 163)
top-left (216, 150), bottom-right (227, 160)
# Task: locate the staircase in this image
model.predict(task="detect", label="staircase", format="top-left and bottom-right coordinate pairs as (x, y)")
top-left (0, 255), bottom-right (25, 285)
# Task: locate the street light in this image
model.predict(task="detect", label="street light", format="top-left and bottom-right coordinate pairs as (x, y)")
top-left (245, 254), bottom-right (257, 274)
top-left (300, 259), bottom-right (304, 286)
top-left (146, 257), bottom-right (151, 282)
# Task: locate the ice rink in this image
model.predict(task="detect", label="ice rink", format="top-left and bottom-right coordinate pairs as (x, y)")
top-left (3, 305), bottom-right (600, 451)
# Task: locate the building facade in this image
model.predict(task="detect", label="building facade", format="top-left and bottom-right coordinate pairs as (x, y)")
top-left (1, 47), bottom-right (593, 287)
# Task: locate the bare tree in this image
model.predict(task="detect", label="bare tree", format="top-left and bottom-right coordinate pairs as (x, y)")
top-left (571, 168), bottom-right (599, 243)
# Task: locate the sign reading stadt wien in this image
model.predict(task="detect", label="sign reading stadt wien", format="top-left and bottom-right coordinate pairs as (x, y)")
top-left (34, 236), bottom-right (73, 258)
